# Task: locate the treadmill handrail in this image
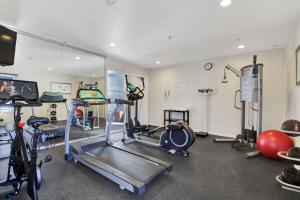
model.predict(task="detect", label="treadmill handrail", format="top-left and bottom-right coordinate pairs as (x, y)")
top-left (41, 99), bottom-right (67, 103)
top-left (108, 98), bottom-right (134, 105)
top-left (71, 98), bottom-right (133, 106)
top-left (65, 97), bottom-right (132, 158)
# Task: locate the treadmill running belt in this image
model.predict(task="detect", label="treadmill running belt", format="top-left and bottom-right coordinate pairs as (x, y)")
top-left (86, 146), bottom-right (167, 183)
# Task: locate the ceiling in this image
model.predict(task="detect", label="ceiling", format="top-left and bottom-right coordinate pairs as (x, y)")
top-left (0, 0), bottom-right (299, 68)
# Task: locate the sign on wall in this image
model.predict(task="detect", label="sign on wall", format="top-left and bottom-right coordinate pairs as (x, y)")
top-left (51, 82), bottom-right (72, 94)
top-left (174, 81), bottom-right (188, 91)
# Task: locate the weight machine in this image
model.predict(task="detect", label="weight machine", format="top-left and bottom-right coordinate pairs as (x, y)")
top-left (214, 55), bottom-right (263, 158)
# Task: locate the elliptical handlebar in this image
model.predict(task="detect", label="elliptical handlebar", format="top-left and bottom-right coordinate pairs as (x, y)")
top-left (125, 74), bottom-right (130, 91)
top-left (0, 95), bottom-right (42, 107)
top-left (252, 55), bottom-right (258, 76)
top-left (125, 74), bottom-right (145, 100)
top-left (137, 76), bottom-right (145, 91)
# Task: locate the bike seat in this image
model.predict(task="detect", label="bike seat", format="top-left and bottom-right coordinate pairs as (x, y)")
top-left (27, 117), bottom-right (49, 127)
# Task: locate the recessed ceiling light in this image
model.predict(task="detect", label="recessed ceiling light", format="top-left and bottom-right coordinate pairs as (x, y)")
top-left (177, 52), bottom-right (181, 55)
top-left (106, 0), bottom-right (117, 6)
top-left (238, 45), bottom-right (245, 49)
top-left (156, 61), bottom-right (160, 64)
top-left (1, 34), bottom-right (12, 41)
top-left (92, 74), bottom-right (96, 77)
top-left (75, 56), bottom-right (81, 60)
top-left (220, 0), bottom-right (232, 7)
top-left (109, 43), bottom-right (116, 47)
top-left (48, 67), bottom-right (53, 70)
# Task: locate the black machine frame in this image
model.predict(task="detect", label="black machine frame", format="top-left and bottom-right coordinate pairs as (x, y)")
top-left (123, 75), bottom-right (196, 156)
top-left (214, 55), bottom-right (263, 158)
top-left (0, 79), bottom-right (52, 200)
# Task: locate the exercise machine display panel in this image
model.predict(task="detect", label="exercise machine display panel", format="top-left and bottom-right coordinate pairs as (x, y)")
top-left (0, 79), bottom-right (39, 102)
top-left (77, 89), bottom-right (106, 104)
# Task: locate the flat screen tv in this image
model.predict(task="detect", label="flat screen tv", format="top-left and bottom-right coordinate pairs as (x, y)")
top-left (0, 25), bottom-right (17, 66)
top-left (0, 79), bottom-right (39, 102)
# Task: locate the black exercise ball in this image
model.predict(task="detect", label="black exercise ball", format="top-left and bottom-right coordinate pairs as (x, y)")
top-left (287, 147), bottom-right (300, 166)
top-left (281, 167), bottom-right (300, 186)
top-left (281, 119), bottom-right (300, 132)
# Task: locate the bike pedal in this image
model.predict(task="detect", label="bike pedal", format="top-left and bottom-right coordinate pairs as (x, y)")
top-left (44, 155), bottom-right (52, 162)
top-left (5, 193), bottom-right (14, 200)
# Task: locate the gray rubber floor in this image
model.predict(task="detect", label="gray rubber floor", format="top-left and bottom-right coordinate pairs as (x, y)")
top-left (0, 135), bottom-right (299, 200)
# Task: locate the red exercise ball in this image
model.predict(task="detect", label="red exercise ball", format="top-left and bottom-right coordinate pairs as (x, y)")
top-left (256, 130), bottom-right (294, 160)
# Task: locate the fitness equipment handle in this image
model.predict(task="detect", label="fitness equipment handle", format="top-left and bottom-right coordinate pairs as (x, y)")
top-left (137, 76), bottom-right (145, 91)
top-left (252, 55), bottom-right (258, 76)
top-left (125, 74), bottom-right (145, 92)
top-left (72, 98), bottom-right (133, 106)
top-left (125, 74), bottom-right (130, 90)
top-left (0, 95), bottom-right (42, 107)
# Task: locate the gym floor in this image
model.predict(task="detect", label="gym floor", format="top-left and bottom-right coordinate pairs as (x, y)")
top-left (0, 135), bottom-right (298, 200)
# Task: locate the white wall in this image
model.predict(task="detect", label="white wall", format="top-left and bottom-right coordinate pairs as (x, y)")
top-left (286, 18), bottom-right (300, 119)
top-left (105, 57), bottom-right (150, 124)
top-left (149, 49), bottom-right (287, 137)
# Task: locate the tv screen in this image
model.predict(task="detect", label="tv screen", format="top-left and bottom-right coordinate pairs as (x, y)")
top-left (0, 25), bottom-right (17, 66)
top-left (0, 79), bottom-right (39, 101)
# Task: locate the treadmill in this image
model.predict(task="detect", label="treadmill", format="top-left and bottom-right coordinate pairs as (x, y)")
top-left (28, 92), bottom-right (68, 142)
top-left (64, 89), bottom-right (172, 195)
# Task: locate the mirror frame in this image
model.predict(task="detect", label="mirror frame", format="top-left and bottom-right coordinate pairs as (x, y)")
top-left (296, 44), bottom-right (300, 85)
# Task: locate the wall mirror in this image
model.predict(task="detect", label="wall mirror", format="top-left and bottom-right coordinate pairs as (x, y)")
top-left (61, 45), bottom-right (106, 138)
top-left (296, 44), bottom-right (300, 85)
top-left (0, 30), bottom-right (105, 156)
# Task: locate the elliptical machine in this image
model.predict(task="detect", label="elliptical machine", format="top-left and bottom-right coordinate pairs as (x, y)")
top-left (123, 74), bottom-right (196, 156)
top-left (0, 79), bottom-right (52, 200)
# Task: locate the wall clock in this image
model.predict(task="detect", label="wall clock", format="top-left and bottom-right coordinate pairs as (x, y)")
top-left (204, 63), bottom-right (213, 70)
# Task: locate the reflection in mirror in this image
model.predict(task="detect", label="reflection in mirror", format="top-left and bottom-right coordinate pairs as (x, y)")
top-left (296, 45), bottom-right (300, 85)
top-left (61, 46), bottom-right (106, 142)
top-left (0, 32), bottom-right (106, 153)
top-left (0, 34), bottom-right (62, 156)
top-left (107, 71), bottom-right (126, 132)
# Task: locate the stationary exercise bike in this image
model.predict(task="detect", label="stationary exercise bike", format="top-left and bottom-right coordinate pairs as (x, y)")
top-left (123, 75), bottom-right (196, 156)
top-left (0, 79), bottom-right (52, 200)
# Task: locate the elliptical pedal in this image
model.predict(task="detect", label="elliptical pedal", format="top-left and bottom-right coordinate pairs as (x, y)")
top-left (168, 149), bottom-right (176, 155)
top-left (39, 155), bottom-right (52, 168)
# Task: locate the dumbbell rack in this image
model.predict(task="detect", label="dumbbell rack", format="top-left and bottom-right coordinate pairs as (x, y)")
top-left (276, 151), bottom-right (300, 193)
top-left (50, 104), bottom-right (57, 122)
